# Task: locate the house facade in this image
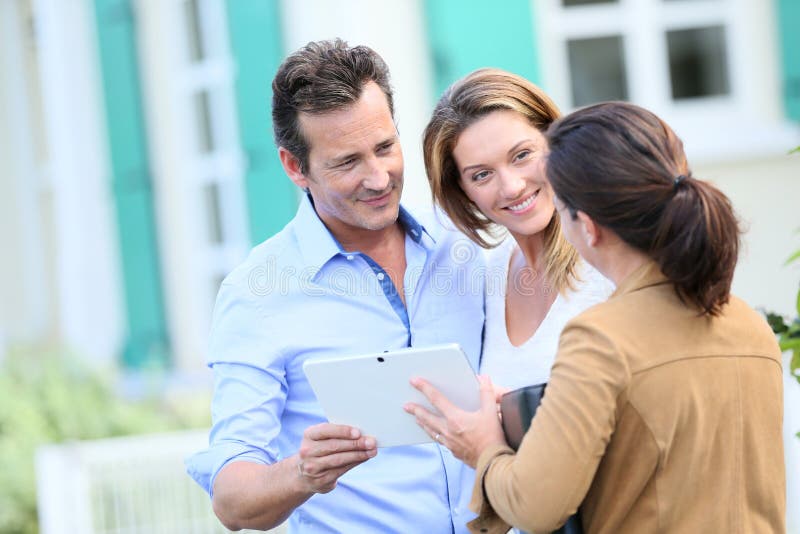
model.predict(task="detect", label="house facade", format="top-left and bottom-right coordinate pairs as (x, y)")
top-left (1, 0), bottom-right (798, 369)
top-left (1, 0), bottom-right (799, 529)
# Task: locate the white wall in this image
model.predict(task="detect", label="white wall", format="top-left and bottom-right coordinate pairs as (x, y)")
top-left (697, 155), bottom-right (800, 318)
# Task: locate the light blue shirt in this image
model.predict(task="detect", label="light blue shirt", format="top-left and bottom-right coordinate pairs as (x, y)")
top-left (186, 195), bottom-right (485, 533)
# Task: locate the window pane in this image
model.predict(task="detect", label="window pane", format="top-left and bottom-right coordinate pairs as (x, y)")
top-left (563, 0), bottom-right (617, 5)
top-left (204, 182), bottom-right (224, 244)
top-left (184, 0), bottom-right (205, 62)
top-left (567, 35), bottom-right (628, 106)
top-left (194, 90), bottom-right (215, 153)
top-left (667, 26), bottom-right (730, 99)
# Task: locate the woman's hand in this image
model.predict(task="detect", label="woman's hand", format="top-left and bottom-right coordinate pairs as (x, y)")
top-left (404, 374), bottom-right (508, 468)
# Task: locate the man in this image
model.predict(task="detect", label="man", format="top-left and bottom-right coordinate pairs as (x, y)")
top-left (186, 39), bottom-right (485, 533)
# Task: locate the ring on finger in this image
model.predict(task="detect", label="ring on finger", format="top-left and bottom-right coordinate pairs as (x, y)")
top-left (435, 433), bottom-right (443, 444)
top-left (297, 460), bottom-right (304, 478)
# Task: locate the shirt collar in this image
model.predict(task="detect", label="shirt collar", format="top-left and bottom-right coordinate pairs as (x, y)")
top-left (293, 194), bottom-right (435, 274)
top-left (398, 204), bottom-right (435, 248)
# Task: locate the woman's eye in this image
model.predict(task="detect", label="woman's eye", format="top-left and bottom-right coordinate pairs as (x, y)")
top-left (513, 150), bottom-right (532, 162)
top-left (472, 170), bottom-right (490, 182)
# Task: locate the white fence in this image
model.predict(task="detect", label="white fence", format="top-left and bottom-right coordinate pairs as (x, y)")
top-left (34, 417), bottom-right (799, 533)
top-left (35, 429), bottom-right (286, 534)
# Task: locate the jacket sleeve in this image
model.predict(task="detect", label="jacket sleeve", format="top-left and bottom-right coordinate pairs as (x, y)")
top-left (468, 317), bottom-right (630, 533)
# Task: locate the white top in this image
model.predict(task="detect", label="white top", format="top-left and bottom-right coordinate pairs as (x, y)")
top-left (480, 238), bottom-right (616, 390)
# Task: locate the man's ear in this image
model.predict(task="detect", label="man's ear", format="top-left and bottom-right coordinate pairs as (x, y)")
top-left (278, 147), bottom-right (309, 189)
top-left (576, 211), bottom-right (601, 247)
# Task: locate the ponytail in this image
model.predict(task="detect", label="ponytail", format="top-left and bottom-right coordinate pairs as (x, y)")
top-left (546, 102), bottom-right (741, 315)
top-left (652, 176), bottom-right (740, 315)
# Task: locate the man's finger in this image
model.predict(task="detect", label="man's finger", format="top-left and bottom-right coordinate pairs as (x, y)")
top-left (301, 448), bottom-right (377, 477)
top-left (305, 423), bottom-right (360, 442)
top-left (306, 436), bottom-right (376, 458)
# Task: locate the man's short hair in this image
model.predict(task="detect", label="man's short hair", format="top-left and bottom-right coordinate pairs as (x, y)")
top-left (272, 38), bottom-right (395, 173)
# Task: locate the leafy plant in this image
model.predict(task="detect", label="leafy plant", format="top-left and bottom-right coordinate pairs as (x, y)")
top-left (764, 266), bottom-right (800, 387)
top-left (0, 345), bottom-right (209, 534)
top-left (763, 230), bottom-right (800, 443)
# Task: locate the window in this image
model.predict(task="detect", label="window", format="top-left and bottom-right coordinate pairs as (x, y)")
top-left (567, 35), bottom-right (628, 105)
top-left (535, 0), bottom-right (794, 162)
top-left (667, 25), bottom-right (729, 99)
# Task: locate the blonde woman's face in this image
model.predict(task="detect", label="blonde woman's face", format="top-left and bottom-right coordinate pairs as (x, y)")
top-left (453, 109), bottom-right (554, 238)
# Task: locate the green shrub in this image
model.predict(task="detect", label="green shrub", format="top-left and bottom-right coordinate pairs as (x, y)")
top-left (0, 346), bottom-right (209, 534)
top-left (764, 238), bottom-right (800, 393)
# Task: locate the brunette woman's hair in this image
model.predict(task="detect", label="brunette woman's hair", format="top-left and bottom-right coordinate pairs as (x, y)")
top-left (546, 101), bottom-right (741, 315)
top-left (424, 68), bottom-right (581, 293)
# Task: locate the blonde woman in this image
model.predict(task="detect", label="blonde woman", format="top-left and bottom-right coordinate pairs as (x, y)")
top-left (424, 68), bottom-right (613, 391)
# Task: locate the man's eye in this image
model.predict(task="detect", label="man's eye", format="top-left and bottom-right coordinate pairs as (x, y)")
top-left (377, 142), bottom-right (394, 154)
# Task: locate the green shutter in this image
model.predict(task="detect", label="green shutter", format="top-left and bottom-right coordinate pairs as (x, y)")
top-left (423, 0), bottom-right (542, 97)
top-left (93, 0), bottom-right (170, 369)
top-left (226, 0), bottom-right (298, 244)
top-left (776, 0), bottom-right (800, 121)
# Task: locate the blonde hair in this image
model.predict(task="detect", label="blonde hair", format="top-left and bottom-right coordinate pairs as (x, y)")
top-left (423, 68), bottom-right (581, 293)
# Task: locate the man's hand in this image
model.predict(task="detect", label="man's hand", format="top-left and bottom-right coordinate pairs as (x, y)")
top-left (404, 374), bottom-right (507, 468)
top-left (295, 423), bottom-right (378, 494)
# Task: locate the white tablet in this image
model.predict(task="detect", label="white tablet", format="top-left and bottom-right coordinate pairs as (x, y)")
top-left (303, 343), bottom-right (479, 447)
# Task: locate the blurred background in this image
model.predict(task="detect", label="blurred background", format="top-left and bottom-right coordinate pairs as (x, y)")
top-left (1, 0), bottom-right (798, 532)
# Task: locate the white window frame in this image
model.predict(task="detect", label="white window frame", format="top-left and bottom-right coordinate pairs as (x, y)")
top-left (535, 0), bottom-right (799, 163)
top-left (137, 0), bottom-right (250, 372)
top-left (177, 0), bottom-right (250, 280)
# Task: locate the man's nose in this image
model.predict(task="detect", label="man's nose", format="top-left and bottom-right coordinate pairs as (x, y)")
top-left (361, 156), bottom-right (391, 191)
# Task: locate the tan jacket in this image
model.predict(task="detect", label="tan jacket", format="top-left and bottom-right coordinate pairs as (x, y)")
top-left (469, 261), bottom-right (785, 534)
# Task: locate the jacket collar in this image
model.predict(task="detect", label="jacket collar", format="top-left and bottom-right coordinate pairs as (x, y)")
top-left (611, 259), bottom-right (671, 299)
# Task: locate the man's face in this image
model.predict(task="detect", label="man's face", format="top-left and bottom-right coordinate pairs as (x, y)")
top-left (292, 82), bottom-right (404, 242)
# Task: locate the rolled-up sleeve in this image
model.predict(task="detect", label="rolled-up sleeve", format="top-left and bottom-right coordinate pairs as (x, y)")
top-left (185, 277), bottom-right (288, 496)
top-left (468, 319), bottom-right (628, 533)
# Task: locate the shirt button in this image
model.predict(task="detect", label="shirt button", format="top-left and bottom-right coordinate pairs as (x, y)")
top-left (346, 255), bottom-right (354, 261)
top-left (376, 272), bottom-right (385, 281)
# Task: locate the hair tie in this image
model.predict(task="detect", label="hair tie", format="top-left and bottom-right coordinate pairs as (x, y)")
top-left (674, 174), bottom-right (687, 188)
